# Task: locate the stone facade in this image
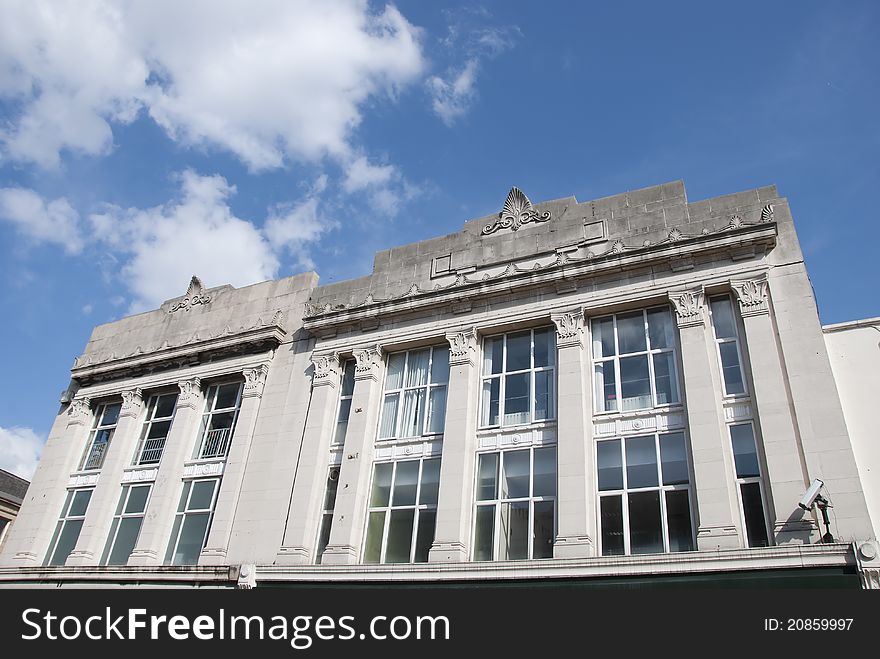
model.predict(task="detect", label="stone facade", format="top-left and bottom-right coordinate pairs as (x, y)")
top-left (0, 180), bottom-right (876, 588)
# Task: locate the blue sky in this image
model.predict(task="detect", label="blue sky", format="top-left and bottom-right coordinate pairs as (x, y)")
top-left (0, 0), bottom-right (878, 479)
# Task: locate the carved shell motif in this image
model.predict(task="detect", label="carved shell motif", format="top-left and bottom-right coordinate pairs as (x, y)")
top-left (482, 187), bottom-right (552, 235)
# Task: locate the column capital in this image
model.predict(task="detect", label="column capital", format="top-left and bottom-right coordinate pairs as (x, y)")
top-left (311, 352), bottom-right (341, 388)
top-left (445, 328), bottom-right (478, 366)
top-left (353, 345), bottom-right (382, 381)
top-left (668, 288), bottom-right (705, 328)
top-left (730, 278), bottom-right (769, 317)
top-left (119, 388), bottom-right (144, 418)
top-left (67, 397), bottom-right (92, 426)
top-left (242, 364), bottom-right (270, 398)
top-left (551, 309), bottom-right (584, 349)
top-left (176, 377), bottom-right (203, 409)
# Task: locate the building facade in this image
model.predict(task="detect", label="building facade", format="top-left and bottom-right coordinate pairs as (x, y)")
top-left (0, 469), bottom-right (29, 554)
top-left (1, 180), bottom-right (877, 588)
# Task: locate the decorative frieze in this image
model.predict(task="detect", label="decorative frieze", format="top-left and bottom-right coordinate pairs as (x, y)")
top-left (242, 364), bottom-right (270, 398)
top-left (477, 426), bottom-right (556, 451)
top-left (551, 310), bottom-right (584, 349)
top-left (353, 346), bottom-right (382, 381)
top-left (67, 472), bottom-right (99, 488)
top-left (730, 278), bottom-right (769, 317)
top-left (183, 460), bottom-right (225, 479)
top-left (374, 440), bottom-right (442, 461)
top-left (594, 411), bottom-right (686, 438)
top-left (67, 397), bottom-right (92, 426)
top-left (121, 467), bottom-right (159, 483)
top-left (445, 328), bottom-right (478, 366)
top-left (119, 388), bottom-right (144, 418)
top-left (311, 353), bottom-right (341, 387)
top-left (176, 378), bottom-right (203, 409)
top-left (723, 402), bottom-right (753, 423)
top-left (668, 289), bottom-right (705, 328)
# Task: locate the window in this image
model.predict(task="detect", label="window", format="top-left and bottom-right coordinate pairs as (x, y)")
top-left (473, 447), bottom-right (556, 561)
top-left (133, 393), bottom-right (177, 465)
top-left (730, 423), bottom-right (770, 547)
top-left (363, 458), bottom-right (440, 564)
top-left (101, 484), bottom-right (151, 565)
top-left (710, 296), bottom-right (747, 396)
top-left (597, 432), bottom-right (694, 555)
top-left (334, 360), bottom-right (356, 445)
top-left (45, 488), bottom-right (93, 565)
top-left (315, 467), bottom-right (340, 563)
top-left (481, 328), bottom-right (556, 427)
top-left (592, 308), bottom-right (680, 413)
top-left (165, 478), bottom-right (220, 565)
top-left (378, 347), bottom-right (449, 439)
top-left (79, 402), bottom-right (122, 471)
top-left (195, 382), bottom-right (243, 459)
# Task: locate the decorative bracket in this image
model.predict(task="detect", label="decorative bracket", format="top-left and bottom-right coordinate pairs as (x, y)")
top-left (243, 364), bottom-right (270, 398)
top-left (730, 278), bottom-right (769, 317)
top-left (311, 353), bottom-right (341, 387)
top-left (669, 289), bottom-right (705, 328)
top-left (445, 328), bottom-right (478, 366)
top-left (482, 187), bottom-right (552, 236)
top-left (119, 388), bottom-right (144, 418)
top-left (551, 310), bottom-right (584, 349)
top-left (177, 378), bottom-right (203, 409)
top-left (353, 346), bottom-right (382, 381)
top-left (67, 397), bottom-right (92, 426)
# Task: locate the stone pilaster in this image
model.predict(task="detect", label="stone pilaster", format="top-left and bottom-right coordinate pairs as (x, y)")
top-left (669, 289), bottom-right (741, 549)
top-left (551, 310), bottom-right (595, 558)
top-left (429, 329), bottom-right (479, 563)
top-left (321, 346), bottom-right (382, 565)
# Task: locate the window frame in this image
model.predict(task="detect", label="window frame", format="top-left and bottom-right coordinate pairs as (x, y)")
top-left (78, 401), bottom-right (122, 471)
top-left (164, 477), bottom-right (221, 565)
top-left (45, 487), bottom-right (94, 566)
top-left (133, 392), bottom-right (178, 466)
top-left (728, 421), bottom-right (772, 548)
top-left (314, 466), bottom-right (340, 563)
top-left (709, 294), bottom-right (749, 398)
top-left (333, 360), bottom-right (356, 446)
top-left (101, 483), bottom-right (152, 565)
top-left (194, 381), bottom-right (244, 460)
top-left (378, 345), bottom-right (449, 440)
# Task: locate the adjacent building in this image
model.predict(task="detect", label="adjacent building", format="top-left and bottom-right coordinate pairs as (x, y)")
top-left (0, 469), bottom-right (29, 554)
top-left (1, 179), bottom-right (877, 588)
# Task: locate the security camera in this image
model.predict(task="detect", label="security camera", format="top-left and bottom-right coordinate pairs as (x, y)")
top-left (798, 479), bottom-right (825, 510)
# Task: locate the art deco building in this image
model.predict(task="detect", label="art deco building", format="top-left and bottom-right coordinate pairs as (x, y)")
top-left (1, 180), bottom-right (877, 588)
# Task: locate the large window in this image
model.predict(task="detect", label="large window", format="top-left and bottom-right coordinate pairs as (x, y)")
top-left (730, 423), bottom-right (770, 547)
top-left (473, 446), bottom-right (556, 561)
top-left (363, 458), bottom-right (440, 564)
top-left (79, 402), bottom-right (122, 471)
top-left (195, 382), bottom-right (243, 459)
top-left (45, 488), bottom-right (93, 565)
top-left (165, 478), bottom-right (220, 565)
top-left (710, 296), bottom-right (747, 396)
top-left (597, 432), bottom-right (694, 555)
top-left (334, 360), bottom-right (356, 445)
top-left (481, 328), bottom-right (556, 427)
top-left (133, 393), bottom-right (177, 465)
top-left (378, 347), bottom-right (449, 440)
top-left (101, 484), bottom-right (151, 565)
top-left (315, 467), bottom-right (340, 563)
top-left (592, 308), bottom-right (680, 413)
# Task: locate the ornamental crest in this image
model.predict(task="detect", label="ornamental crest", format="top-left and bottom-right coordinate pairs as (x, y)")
top-left (482, 187), bottom-right (552, 236)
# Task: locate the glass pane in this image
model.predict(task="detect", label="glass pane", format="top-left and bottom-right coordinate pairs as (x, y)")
top-left (385, 509), bottom-right (415, 563)
top-left (647, 308), bottom-right (674, 349)
top-left (426, 386), bottom-right (447, 434)
top-left (60, 490), bottom-right (74, 517)
top-left (731, 424), bottom-right (760, 478)
top-left (710, 296), bottom-right (738, 339)
top-left (534, 371), bottom-right (553, 421)
top-left (164, 516), bottom-right (182, 564)
top-left (363, 511), bottom-right (385, 564)
top-left (385, 352), bottom-right (406, 390)
top-left (208, 411), bottom-right (235, 431)
top-left (474, 505), bottom-right (495, 561)
top-left (741, 483), bottom-right (770, 547)
top-left (481, 378), bottom-right (500, 426)
top-left (174, 513), bottom-right (210, 565)
top-left (391, 460), bottom-right (419, 506)
top-left (405, 349), bottom-right (430, 388)
top-left (335, 397), bottom-right (352, 428)
top-left (69, 489), bottom-right (93, 517)
top-left (49, 520), bottom-right (84, 565)
top-left (146, 419), bottom-right (172, 440)
top-left (483, 336), bottom-right (503, 375)
top-left (46, 521), bottom-right (63, 564)
top-left (107, 516), bottom-right (143, 565)
top-left (617, 311), bottom-right (647, 354)
top-left (533, 328), bottom-right (554, 368)
top-left (177, 482), bottom-right (191, 513)
top-left (506, 331), bottom-right (531, 372)
top-left (619, 355), bottom-right (652, 411)
top-left (316, 514), bottom-right (333, 563)
top-left (533, 447), bottom-right (556, 497)
top-left (414, 509), bottom-right (436, 563)
top-left (430, 347), bottom-right (450, 384)
top-left (477, 453), bottom-right (498, 501)
top-left (591, 317), bottom-right (615, 358)
top-left (628, 491), bottom-right (663, 554)
top-left (215, 383), bottom-right (241, 410)
top-left (665, 490), bottom-right (694, 552)
top-left (334, 419), bottom-right (349, 446)
top-left (594, 361), bottom-right (618, 412)
top-left (626, 436), bottom-right (658, 488)
top-left (340, 360), bottom-right (356, 397)
top-left (597, 440), bottom-right (623, 491)
top-left (323, 470), bottom-right (339, 510)
top-left (419, 459), bottom-right (441, 505)
top-left (719, 342), bottom-right (745, 394)
top-left (400, 389), bottom-right (426, 437)
top-left (500, 501), bottom-right (529, 560)
top-left (155, 394), bottom-right (177, 418)
top-left (501, 450), bottom-right (530, 499)
top-left (600, 496), bottom-right (625, 556)
top-left (659, 433), bottom-right (689, 485)
top-left (378, 393), bottom-right (399, 439)
top-left (125, 485), bottom-right (150, 514)
top-left (503, 372), bottom-right (530, 425)
top-left (101, 403), bottom-right (121, 427)
top-left (370, 463), bottom-right (393, 507)
top-left (189, 480), bottom-right (216, 510)
top-left (101, 518), bottom-right (119, 565)
top-left (533, 500), bottom-right (555, 559)
top-left (114, 488), bottom-right (127, 515)
top-left (652, 352), bottom-right (679, 405)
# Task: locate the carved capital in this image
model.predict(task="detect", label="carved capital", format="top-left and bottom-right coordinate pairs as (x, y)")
top-left (551, 310), bottom-right (584, 349)
top-left (243, 364), bottom-right (270, 398)
top-left (311, 352), bottom-right (341, 387)
top-left (67, 397), bottom-right (92, 426)
top-left (353, 346), bottom-right (382, 381)
top-left (119, 388), bottom-right (144, 418)
top-left (668, 289), bottom-right (705, 328)
top-left (445, 328), bottom-right (478, 366)
top-left (730, 278), bottom-right (769, 317)
top-left (176, 378), bottom-right (203, 409)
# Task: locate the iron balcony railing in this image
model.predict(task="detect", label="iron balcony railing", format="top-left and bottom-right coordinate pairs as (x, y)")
top-left (198, 427), bottom-right (232, 460)
top-left (82, 441), bottom-right (109, 471)
top-left (137, 437), bottom-right (166, 465)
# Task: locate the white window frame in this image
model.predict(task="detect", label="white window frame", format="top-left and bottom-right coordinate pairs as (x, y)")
top-left (314, 466), bottom-right (340, 563)
top-left (194, 381), bottom-right (243, 460)
top-left (333, 360), bottom-right (356, 445)
top-left (79, 401), bottom-right (122, 471)
top-left (45, 487), bottom-right (94, 566)
top-left (164, 478), bottom-right (220, 565)
top-left (728, 421), bottom-right (772, 548)
top-left (101, 483), bottom-right (152, 565)
top-left (378, 346), bottom-right (449, 440)
top-left (709, 294), bottom-right (749, 398)
top-left (133, 392), bottom-right (178, 465)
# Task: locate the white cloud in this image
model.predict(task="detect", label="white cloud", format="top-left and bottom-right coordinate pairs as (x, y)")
top-left (0, 425), bottom-right (44, 480)
top-left (81, 304), bottom-right (93, 315)
top-left (342, 155), bottom-right (397, 193)
top-left (264, 185), bottom-right (337, 270)
top-left (0, 187), bottom-right (84, 253)
top-left (427, 59), bottom-right (479, 126)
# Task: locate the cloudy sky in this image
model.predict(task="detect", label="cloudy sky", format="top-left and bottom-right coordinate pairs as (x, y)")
top-left (1, 0), bottom-right (878, 479)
